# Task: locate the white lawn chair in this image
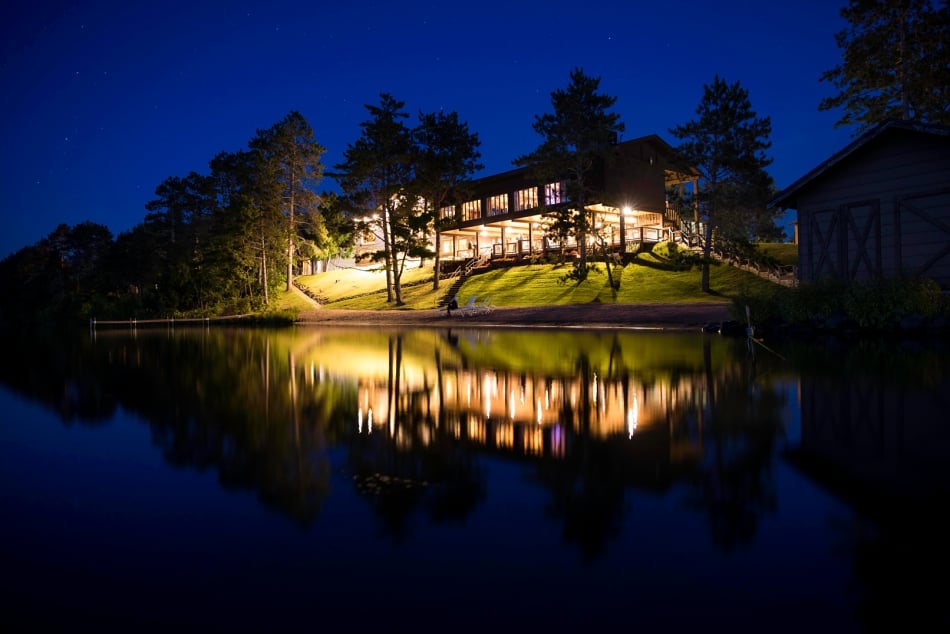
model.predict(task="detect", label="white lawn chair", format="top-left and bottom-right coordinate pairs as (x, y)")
top-left (456, 295), bottom-right (477, 317)
top-left (470, 295), bottom-right (494, 316)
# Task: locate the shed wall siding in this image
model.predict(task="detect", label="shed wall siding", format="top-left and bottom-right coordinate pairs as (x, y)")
top-left (795, 132), bottom-right (950, 287)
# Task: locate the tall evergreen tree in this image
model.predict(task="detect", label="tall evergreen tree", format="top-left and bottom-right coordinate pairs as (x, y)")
top-left (515, 68), bottom-right (624, 281)
top-left (143, 171), bottom-right (215, 310)
top-left (335, 94), bottom-right (415, 304)
top-left (208, 148), bottom-right (285, 307)
top-left (298, 191), bottom-right (354, 272)
top-left (248, 111), bottom-right (326, 292)
top-left (670, 75), bottom-right (774, 293)
top-left (412, 110), bottom-right (482, 290)
top-left (819, 0), bottom-right (950, 130)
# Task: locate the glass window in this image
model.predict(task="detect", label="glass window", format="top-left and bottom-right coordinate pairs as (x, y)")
top-left (514, 187), bottom-right (538, 211)
top-left (488, 194), bottom-right (508, 216)
top-left (441, 205), bottom-right (456, 220)
top-left (461, 199), bottom-right (481, 222)
top-left (544, 182), bottom-right (563, 206)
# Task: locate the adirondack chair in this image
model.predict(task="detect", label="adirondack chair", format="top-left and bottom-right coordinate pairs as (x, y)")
top-left (456, 295), bottom-right (478, 317)
top-left (469, 295), bottom-right (494, 316)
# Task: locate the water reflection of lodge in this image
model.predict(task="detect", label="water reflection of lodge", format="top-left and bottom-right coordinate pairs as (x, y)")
top-left (353, 365), bottom-right (709, 462)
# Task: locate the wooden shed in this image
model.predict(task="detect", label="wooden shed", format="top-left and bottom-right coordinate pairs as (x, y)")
top-left (770, 120), bottom-right (950, 290)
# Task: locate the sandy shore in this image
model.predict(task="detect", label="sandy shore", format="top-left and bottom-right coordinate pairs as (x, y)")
top-left (294, 302), bottom-right (736, 330)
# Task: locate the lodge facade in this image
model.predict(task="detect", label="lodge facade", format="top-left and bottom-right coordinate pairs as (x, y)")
top-left (353, 134), bottom-right (699, 265)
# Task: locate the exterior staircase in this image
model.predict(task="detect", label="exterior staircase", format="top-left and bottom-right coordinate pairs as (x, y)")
top-left (438, 254), bottom-right (490, 307)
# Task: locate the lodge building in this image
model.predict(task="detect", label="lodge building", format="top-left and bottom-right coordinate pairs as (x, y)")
top-left (354, 134), bottom-right (700, 265)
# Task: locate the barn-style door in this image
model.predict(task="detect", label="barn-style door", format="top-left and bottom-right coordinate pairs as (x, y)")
top-left (806, 200), bottom-right (881, 282)
top-left (896, 188), bottom-right (950, 282)
top-left (842, 200), bottom-right (882, 282)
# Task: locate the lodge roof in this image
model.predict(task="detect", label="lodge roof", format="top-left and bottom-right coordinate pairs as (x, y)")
top-left (468, 133), bottom-right (687, 187)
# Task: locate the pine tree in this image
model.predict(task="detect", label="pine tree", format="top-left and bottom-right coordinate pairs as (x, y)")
top-left (819, 0), bottom-right (950, 130)
top-left (670, 76), bottom-right (774, 293)
top-left (335, 94), bottom-right (415, 304)
top-left (515, 68), bottom-right (625, 282)
top-left (412, 110), bottom-right (482, 290)
top-left (248, 111), bottom-right (326, 293)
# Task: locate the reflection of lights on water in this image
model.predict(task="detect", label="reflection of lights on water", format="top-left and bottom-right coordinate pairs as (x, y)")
top-left (524, 426), bottom-right (543, 455)
top-left (628, 396), bottom-right (639, 439)
top-left (346, 357), bottom-right (719, 452)
top-left (357, 407), bottom-right (374, 434)
top-left (551, 424), bottom-right (565, 457)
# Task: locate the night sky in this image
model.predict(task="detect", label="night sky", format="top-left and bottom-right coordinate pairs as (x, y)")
top-left (1, 0), bottom-right (855, 259)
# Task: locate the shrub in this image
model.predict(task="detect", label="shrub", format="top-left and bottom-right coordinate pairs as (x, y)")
top-left (735, 276), bottom-right (950, 333)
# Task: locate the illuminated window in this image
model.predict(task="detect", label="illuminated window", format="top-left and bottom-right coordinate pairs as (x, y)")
top-left (461, 199), bottom-right (481, 221)
top-left (544, 182), bottom-right (563, 206)
top-left (488, 193), bottom-right (508, 217)
top-left (514, 187), bottom-right (538, 211)
top-left (441, 204), bottom-right (456, 220)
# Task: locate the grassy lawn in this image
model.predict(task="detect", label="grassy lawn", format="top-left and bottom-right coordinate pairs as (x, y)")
top-left (288, 242), bottom-right (787, 311)
top-left (758, 242), bottom-right (798, 265)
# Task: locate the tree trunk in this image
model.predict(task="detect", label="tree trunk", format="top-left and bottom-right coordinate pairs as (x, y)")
top-left (604, 240), bottom-right (617, 290)
top-left (433, 230), bottom-right (441, 290)
top-left (701, 221), bottom-right (713, 293)
top-left (393, 249), bottom-right (405, 305)
top-left (286, 186), bottom-right (295, 292)
top-left (381, 209), bottom-right (393, 303)
top-left (261, 234), bottom-right (269, 305)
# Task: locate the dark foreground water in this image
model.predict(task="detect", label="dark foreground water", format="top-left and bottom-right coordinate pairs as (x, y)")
top-left (1, 325), bottom-right (948, 633)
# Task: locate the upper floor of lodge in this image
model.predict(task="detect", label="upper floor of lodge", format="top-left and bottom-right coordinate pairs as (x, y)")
top-left (437, 134), bottom-right (699, 232)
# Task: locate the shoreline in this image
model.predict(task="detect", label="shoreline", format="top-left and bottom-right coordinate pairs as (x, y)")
top-left (293, 302), bottom-right (736, 330)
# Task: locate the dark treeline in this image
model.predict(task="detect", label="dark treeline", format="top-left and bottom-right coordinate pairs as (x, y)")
top-left (0, 111), bottom-right (352, 326)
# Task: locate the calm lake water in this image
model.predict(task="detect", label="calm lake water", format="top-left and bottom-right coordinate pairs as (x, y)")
top-left (1, 325), bottom-right (948, 632)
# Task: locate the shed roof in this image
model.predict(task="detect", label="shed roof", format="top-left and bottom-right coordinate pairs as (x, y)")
top-left (769, 119), bottom-right (950, 210)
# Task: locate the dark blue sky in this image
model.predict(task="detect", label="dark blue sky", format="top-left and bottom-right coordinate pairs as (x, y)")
top-left (1, 0), bottom-right (854, 259)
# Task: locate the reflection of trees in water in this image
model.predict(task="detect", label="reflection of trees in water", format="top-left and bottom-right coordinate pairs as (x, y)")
top-left (2, 328), bottom-right (353, 528)
top-left (0, 329), bottom-right (119, 423)
top-left (533, 443), bottom-right (626, 561)
top-left (348, 333), bottom-right (487, 543)
top-left (681, 340), bottom-right (784, 552)
top-left (532, 351), bottom-right (625, 560)
top-left (3, 327), bottom-right (788, 551)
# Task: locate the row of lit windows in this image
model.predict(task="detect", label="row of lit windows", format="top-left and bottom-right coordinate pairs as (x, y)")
top-left (514, 187), bottom-right (538, 211)
top-left (488, 194), bottom-right (507, 216)
top-left (461, 200), bottom-right (480, 221)
top-left (441, 182), bottom-right (563, 221)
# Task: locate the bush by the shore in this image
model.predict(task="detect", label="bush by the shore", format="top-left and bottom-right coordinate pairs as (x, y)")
top-left (733, 277), bottom-right (949, 338)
